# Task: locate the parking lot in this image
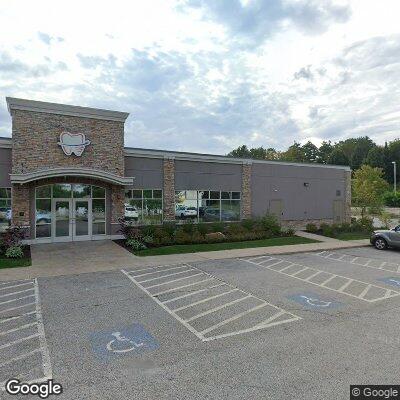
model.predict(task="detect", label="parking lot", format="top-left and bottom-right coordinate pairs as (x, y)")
top-left (1, 246), bottom-right (400, 399)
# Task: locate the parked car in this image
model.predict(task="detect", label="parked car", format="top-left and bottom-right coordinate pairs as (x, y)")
top-left (370, 225), bottom-right (400, 250)
top-left (203, 208), bottom-right (220, 221)
top-left (125, 204), bottom-right (139, 220)
top-left (36, 212), bottom-right (51, 224)
top-left (175, 205), bottom-right (197, 218)
top-left (0, 207), bottom-right (11, 221)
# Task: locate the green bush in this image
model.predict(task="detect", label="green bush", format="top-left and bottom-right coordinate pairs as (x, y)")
top-left (260, 214), bottom-right (281, 235)
top-left (321, 225), bottom-right (334, 237)
top-left (305, 223), bottom-right (318, 233)
top-left (142, 235), bottom-right (154, 246)
top-left (211, 221), bottom-right (225, 233)
top-left (141, 225), bottom-right (156, 237)
top-left (241, 219), bottom-right (256, 231)
top-left (196, 223), bottom-right (209, 236)
top-left (227, 223), bottom-right (244, 236)
top-left (175, 231), bottom-right (193, 245)
top-left (5, 245), bottom-right (24, 259)
top-left (383, 191), bottom-right (400, 207)
top-left (162, 222), bottom-right (176, 238)
top-left (182, 219), bottom-right (195, 235)
top-left (283, 227), bottom-right (295, 236)
top-left (126, 238), bottom-right (147, 251)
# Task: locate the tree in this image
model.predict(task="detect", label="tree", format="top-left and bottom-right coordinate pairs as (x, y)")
top-left (364, 146), bottom-right (387, 171)
top-left (249, 147), bottom-right (268, 160)
top-left (387, 139), bottom-right (400, 185)
top-left (336, 136), bottom-right (375, 164)
top-left (317, 141), bottom-right (334, 164)
top-left (281, 142), bottom-right (305, 162)
top-left (327, 148), bottom-right (349, 166)
top-left (227, 145), bottom-right (252, 159)
top-left (350, 143), bottom-right (368, 170)
top-left (302, 141), bottom-right (319, 163)
top-left (352, 165), bottom-right (389, 217)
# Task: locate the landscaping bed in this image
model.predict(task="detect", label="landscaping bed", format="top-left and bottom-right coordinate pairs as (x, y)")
top-left (115, 214), bottom-right (319, 256)
top-left (305, 219), bottom-right (373, 241)
top-left (0, 245), bottom-right (31, 269)
top-left (116, 236), bottom-right (317, 256)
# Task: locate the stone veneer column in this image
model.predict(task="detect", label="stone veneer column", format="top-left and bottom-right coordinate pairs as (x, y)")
top-left (163, 157), bottom-right (175, 222)
top-left (344, 170), bottom-right (352, 223)
top-left (12, 184), bottom-right (30, 227)
top-left (241, 162), bottom-right (252, 219)
top-left (111, 185), bottom-right (125, 224)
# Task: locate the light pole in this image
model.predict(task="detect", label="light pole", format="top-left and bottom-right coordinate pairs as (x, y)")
top-left (393, 161), bottom-right (397, 193)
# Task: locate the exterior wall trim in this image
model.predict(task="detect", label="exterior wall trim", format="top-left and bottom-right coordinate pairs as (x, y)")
top-left (10, 168), bottom-right (134, 186)
top-left (124, 147), bottom-right (351, 171)
top-left (6, 97), bottom-right (129, 122)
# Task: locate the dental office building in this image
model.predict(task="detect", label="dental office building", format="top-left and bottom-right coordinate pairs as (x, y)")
top-left (0, 97), bottom-right (351, 244)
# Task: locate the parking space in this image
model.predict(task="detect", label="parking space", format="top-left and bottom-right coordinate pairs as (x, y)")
top-left (1, 246), bottom-right (400, 399)
top-left (0, 279), bottom-right (52, 390)
top-left (122, 264), bottom-right (301, 342)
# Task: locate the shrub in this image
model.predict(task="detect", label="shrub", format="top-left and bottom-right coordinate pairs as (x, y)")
top-left (305, 223), bottom-right (318, 233)
top-left (321, 225), bottom-right (334, 237)
top-left (141, 225), bottom-right (156, 237)
top-left (175, 231), bottom-right (193, 245)
top-left (357, 216), bottom-right (374, 232)
top-left (211, 221), bottom-right (225, 233)
top-left (1, 225), bottom-right (25, 248)
top-left (196, 223), bottom-right (209, 236)
top-left (383, 191), bottom-right (400, 207)
top-left (260, 214), bottom-right (281, 235)
top-left (5, 245), bottom-right (23, 259)
top-left (283, 227), bottom-right (295, 236)
top-left (162, 222), bottom-right (176, 238)
top-left (126, 238), bottom-right (147, 251)
top-left (227, 223), bottom-right (244, 236)
top-left (241, 219), bottom-right (256, 231)
top-left (379, 211), bottom-right (392, 229)
top-left (118, 218), bottom-right (142, 240)
top-left (142, 235), bottom-right (154, 246)
top-left (182, 219), bottom-right (195, 235)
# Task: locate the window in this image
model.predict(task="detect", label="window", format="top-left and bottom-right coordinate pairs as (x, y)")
top-left (176, 190), bottom-right (241, 222)
top-left (124, 189), bottom-right (163, 225)
top-left (336, 190), bottom-right (341, 197)
top-left (92, 186), bottom-right (106, 235)
top-left (0, 187), bottom-right (11, 232)
top-left (36, 186), bottom-right (52, 238)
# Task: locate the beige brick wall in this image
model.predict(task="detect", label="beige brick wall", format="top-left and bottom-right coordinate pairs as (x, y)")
top-left (11, 184), bottom-right (30, 226)
top-left (11, 109), bottom-right (125, 176)
top-left (163, 158), bottom-right (175, 221)
top-left (241, 162), bottom-right (252, 219)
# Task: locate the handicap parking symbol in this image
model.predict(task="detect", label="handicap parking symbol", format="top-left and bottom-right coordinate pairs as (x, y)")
top-left (377, 277), bottom-right (400, 288)
top-left (89, 323), bottom-right (159, 362)
top-left (287, 292), bottom-right (341, 310)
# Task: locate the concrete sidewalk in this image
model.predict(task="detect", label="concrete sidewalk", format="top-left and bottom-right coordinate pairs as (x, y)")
top-left (0, 233), bottom-right (370, 282)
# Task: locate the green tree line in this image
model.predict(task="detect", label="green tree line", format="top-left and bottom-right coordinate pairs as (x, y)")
top-left (227, 136), bottom-right (399, 185)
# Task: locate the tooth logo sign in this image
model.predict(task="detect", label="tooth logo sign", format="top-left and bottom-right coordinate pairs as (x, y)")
top-left (58, 131), bottom-right (91, 156)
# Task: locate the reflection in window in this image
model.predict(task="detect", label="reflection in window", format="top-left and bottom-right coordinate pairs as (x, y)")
top-left (124, 189), bottom-right (163, 225)
top-left (73, 184), bottom-right (91, 198)
top-left (92, 199), bottom-right (106, 235)
top-left (36, 199), bottom-right (52, 238)
top-left (0, 187), bottom-right (11, 232)
top-left (177, 190), bottom-right (241, 223)
top-left (53, 184), bottom-right (72, 198)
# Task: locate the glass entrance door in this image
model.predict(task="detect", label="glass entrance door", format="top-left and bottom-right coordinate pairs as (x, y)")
top-left (73, 199), bottom-right (90, 241)
top-left (54, 200), bottom-right (72, 242)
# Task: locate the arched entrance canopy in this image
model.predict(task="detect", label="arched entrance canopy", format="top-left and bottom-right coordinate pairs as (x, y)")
top-left (10, 167), bottom-right (134, 186)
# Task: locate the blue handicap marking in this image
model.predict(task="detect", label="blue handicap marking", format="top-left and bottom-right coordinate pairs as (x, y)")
top-left (89, 323), bottom-right (159, 362)
top-left (378, 277), bottom-right (400, 288)
top-left (287, 292), bottom-right (341, 310)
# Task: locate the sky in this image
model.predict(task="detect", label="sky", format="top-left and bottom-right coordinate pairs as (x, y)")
top-left (0, 0), bottom-right (399, 154)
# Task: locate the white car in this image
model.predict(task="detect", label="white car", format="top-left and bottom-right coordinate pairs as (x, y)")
top-left (175, 205), bottom-right (197, 218)
top-left (125, 204), bottom-right (139, 220)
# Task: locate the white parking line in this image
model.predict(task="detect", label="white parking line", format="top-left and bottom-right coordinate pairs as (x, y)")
top-left (0, 288), bottom-right (34, 299)
top-left (122, 264), bottom-right (301, 342)
top-left (0, 294), bottom-right (35, 306)
top-left (138, 268), bottom-right (195, 283)
top-left (0, 282), bottom-right (33, 292)
top-left (0, 279), bottom-right (52, 391)
top-left (144, 273), bottom-right (203, 289)
top-left (312, 251), bottom-right (400, 275)
top-left (132, 265), bottom-right (189, 278)
top-left (242, 256), bottom-right (400, 303)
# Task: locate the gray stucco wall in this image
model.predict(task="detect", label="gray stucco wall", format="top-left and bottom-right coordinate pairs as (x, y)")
top-left (175, 160), bottom-right (242, 191)
top-left (124, 156), bottom-right (164, 189)
top-left (0, 148), bottom-right (11, 187)
top-left (251, 163), bottom-right (346, 220)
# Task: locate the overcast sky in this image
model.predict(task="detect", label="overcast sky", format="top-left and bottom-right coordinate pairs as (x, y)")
top-left (0, 0), bottom-right (399, 154)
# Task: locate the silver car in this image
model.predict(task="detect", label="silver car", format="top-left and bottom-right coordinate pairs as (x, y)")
top-left (370, 225), bottom-right (400, 250)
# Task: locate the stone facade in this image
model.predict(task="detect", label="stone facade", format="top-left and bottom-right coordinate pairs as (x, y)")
top-left (11, 184), bottom-right (30, 227)
top-left (111, 186), bottom-right (125, 223)
top-left (281, 218), bottom-right (334, 231)
top-left (344, 170), bottom-right (352, 223)
top-left (163, 157), bottom-right (175, 221)
top-left (11, 110), bottom-right (125, 176)
top-left (241, 162), bottom-right (252, 219)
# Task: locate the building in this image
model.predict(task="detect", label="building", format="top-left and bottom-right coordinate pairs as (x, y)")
top-left (0, 97), bottom-right (351, 244)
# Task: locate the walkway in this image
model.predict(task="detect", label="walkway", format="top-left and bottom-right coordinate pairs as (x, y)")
top-left (0, 235), bottom-right (370, 282)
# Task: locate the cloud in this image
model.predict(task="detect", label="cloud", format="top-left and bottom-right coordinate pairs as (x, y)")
top-left (37, 32), bottom-right (64, 45)
top-left (180, 0), bottom-right (351, 46)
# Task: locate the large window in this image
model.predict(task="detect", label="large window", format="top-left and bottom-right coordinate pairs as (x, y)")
top-left (0, 187), bottom-right (11, 232)
top-left (176, 190), bottom-right (241, 222)
top-left (125, 189), bottom-right (163, 225)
